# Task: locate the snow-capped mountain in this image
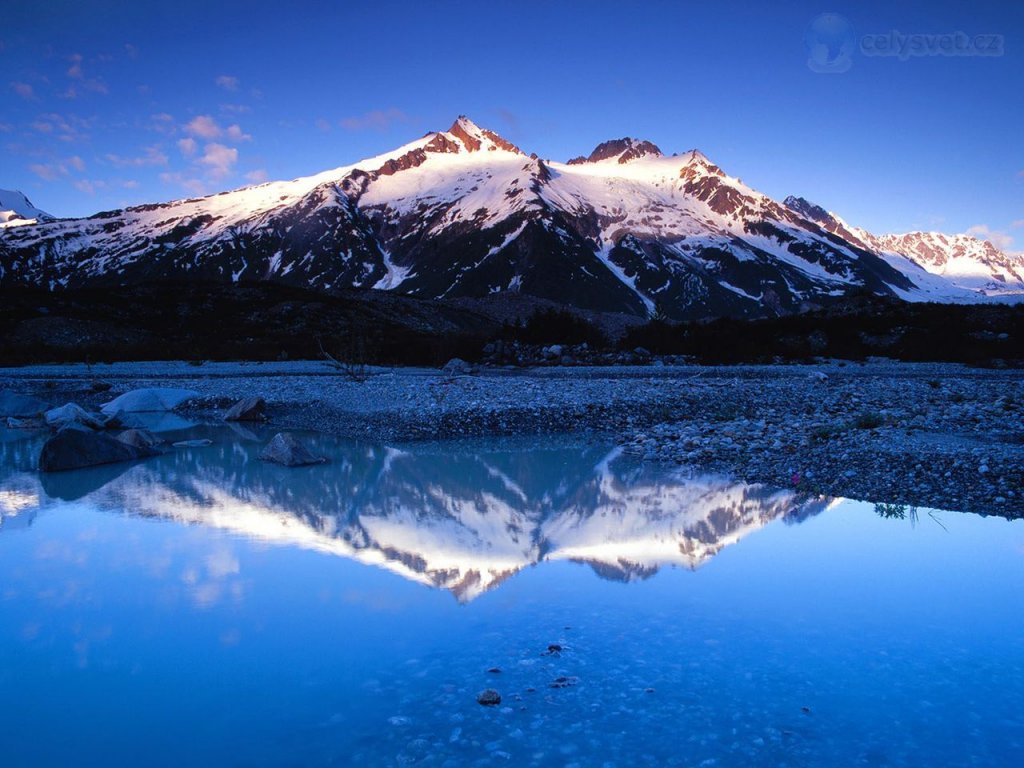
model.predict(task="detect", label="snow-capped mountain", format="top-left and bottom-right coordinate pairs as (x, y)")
top-left (0, 189), bottom-right (53, 228)
top-left (2, 117), bottom-right (1019, 318)
top-left (783, 196), bottom-right (1024, 296)
top-left (1, 431), bottom-right (826, 601)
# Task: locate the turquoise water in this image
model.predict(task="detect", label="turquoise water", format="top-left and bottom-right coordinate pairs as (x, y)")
top-left (1, 422), bottom-right (1022, 767)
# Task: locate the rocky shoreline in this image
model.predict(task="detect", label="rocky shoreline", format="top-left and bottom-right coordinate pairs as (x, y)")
top-left (1, 360), bottom-right (1021, 517)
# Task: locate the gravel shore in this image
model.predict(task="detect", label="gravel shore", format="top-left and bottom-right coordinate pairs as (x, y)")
top-left (2, 359), bottom-right (1021, 517)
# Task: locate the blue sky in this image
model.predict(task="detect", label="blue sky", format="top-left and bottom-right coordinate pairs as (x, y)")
top-left (2, 0), bottom-right (1021, 247)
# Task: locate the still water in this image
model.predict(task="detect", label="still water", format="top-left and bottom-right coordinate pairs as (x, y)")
top-left (1, 420), bottom-right (1022, 767)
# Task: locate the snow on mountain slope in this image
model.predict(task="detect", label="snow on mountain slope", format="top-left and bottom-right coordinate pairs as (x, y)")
top-left (2, 117), bottom-right (1016, 317)
top-left (0, 189), bottom-right (53, 227)
top-left (783, 196), bottom-right (1024, 298)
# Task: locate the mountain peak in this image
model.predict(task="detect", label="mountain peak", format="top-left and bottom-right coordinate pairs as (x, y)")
top-left (445, 115), bottom-right (522, 155)
top-left (567, 138), bottom-right (663, 165)
top-left (783, 195), bottom-right (833, 225)
top-left (0, 188), bottom-right (53, 227)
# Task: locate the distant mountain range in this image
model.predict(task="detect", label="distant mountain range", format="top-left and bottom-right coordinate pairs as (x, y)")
top-left (2, 117), bottom-right (1021, 319)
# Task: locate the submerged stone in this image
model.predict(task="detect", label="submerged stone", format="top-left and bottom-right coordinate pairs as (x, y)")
top-left (258, 433), bottom-right (326, 467)
top-left (476, 689), bottom-right (501, 706)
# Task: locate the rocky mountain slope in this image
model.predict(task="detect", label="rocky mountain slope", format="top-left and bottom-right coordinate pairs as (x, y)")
top-left (783, 196), bottom-right (1024, 296)
top-left (2, 117), bottom-right (1020, 319)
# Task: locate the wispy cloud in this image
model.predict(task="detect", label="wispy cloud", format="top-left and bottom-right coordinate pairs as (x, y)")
top-left (225, 124), bottom-right (251, 142)
top-left (199, 143), bottom-right (238, 179)
top-left (339, 108), bottom-right (409, 132)
top-left (215, 75), bottom-right (239, 91)
top-left (966, 224), bottom-right (1014, 251)
top-left (105, 146), bottom-right (168, 168)
top-left (28, 156), bottom-right (86, 181)
top-left (10, 81), bottom-right (36, 100)
top-left (29, 113), bottom-right (90, 142)
top-left (159, 171), bottom-right (207, 197)
top-left (244, 169), bottom-right (268, 184)
top-left (184, 114), bottom-right (222, 139)
top-left (62, 53), bottom-right (108, 97)
top-left (177, 137), bottom-right (197, 157)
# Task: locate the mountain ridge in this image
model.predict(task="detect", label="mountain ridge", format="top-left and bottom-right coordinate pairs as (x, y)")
top-left (2, 116), bottom-right (1021, 319)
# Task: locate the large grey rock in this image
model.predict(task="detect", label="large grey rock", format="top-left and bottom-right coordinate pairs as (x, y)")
top-left (44, 403), bottom-right (105, 431)
top-left (0, 390), bottom-right (48, 418)
top-left (38, 429), bottom-right (159, 472)
top-left (224, 396), bottom-right (266, 422)
top-left (100, 388), bottom-right (199, 415)
top-left (258, 433), bottom-right (326, 467)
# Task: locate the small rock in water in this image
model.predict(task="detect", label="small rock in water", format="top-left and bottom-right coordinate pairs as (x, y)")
top-left (258, 433), bottom-right (327, 467)
top-left (172, 439), bottom-right (213, 448)
top-left (543, 644), bottom-right (563, 656)
top-left (549, 676), bottom-right (579, 689)
top-left (487, 667), bottom-right (502, 674)
top-left (476, 689), bottom-right (502, 706)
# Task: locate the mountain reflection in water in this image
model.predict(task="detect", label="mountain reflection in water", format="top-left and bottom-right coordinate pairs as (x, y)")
top-left (0, 423), bottom-right (829, 601)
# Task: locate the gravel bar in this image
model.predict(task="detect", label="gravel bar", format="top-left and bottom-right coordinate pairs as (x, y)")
top-left (2, 359), bottom-right (1021, 517)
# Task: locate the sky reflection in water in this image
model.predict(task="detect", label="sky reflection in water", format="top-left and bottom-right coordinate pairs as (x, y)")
top-left (1, 421), bottom-right (1022, 767)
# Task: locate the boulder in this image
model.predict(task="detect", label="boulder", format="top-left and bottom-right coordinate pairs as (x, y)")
top-left (115, 429), bottom-right (161, 450)
top-left (101, 409), bottom-right (134, 430)
top-left (44, 403), bottom-right (106, 431)
top-left (100, 388), bottom-right (200, 415)
top-left (224, 396), bottom-right (266, 422)
top-left (0, 390), bottom-right (49, 418)
top-left (38, 429), bottom-right (159, 472)
top-left (442, 358), bottom-right (473, 377)
top-left (258, 433), bottom-right (326, 467)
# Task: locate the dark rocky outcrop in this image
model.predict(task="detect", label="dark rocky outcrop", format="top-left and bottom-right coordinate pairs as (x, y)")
top-left (38, 429), bottom-right (159, 472)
